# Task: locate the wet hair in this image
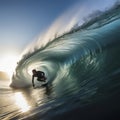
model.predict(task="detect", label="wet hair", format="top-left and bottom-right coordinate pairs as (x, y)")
top-left (32, 69), bottom-right (36, 73)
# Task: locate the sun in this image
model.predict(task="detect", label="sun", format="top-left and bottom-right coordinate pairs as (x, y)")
top-left (0, 53), bottom-right (19, 78)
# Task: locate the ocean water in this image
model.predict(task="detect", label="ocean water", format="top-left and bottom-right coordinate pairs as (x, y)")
top-left (1, 4), bottom-right (120, 120)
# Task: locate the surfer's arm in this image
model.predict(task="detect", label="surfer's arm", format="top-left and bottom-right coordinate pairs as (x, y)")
top-left (32, 75), bottom-right (35, 87)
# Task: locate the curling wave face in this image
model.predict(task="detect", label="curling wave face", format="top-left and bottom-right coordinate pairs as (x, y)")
top-left (10, 5), bottom-right (120, 103)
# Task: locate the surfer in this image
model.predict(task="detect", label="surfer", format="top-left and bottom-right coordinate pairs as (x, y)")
top-left (32, 69), bottom-right (46, 87)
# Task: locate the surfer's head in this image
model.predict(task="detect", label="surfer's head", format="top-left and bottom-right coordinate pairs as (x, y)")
top-left (32, 69), bottom-right (37, 74)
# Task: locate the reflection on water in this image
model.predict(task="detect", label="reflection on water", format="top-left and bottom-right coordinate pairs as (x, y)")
top-left (12, 85), bottom-right (53, 114)
top-left (14, 92), bottom-right (31, 112)
top-left (0, 81), bottom-right (53, 120)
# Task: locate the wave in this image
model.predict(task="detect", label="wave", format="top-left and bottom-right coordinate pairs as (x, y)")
top-left (10, 4), bottom-right (120, 103)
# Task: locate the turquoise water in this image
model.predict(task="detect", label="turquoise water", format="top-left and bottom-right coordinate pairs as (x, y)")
top-left (1, 4), bottom-right (120, 120)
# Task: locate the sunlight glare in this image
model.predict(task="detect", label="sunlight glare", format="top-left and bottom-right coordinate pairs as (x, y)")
top-left (0, 53), bottom-right (19, 78)
top-left (14, 92), bottom-right (30, 112)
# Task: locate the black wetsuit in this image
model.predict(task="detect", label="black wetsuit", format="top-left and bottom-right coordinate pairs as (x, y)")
top-left (32, 71), bottom-right (45, 87)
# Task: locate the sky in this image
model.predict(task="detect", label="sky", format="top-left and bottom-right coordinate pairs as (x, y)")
top-left (0, 0), bottom-right (82, 53)
top-left (0, 0), bottom-right (117, 75)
